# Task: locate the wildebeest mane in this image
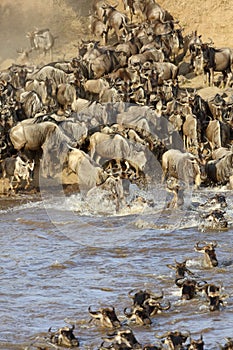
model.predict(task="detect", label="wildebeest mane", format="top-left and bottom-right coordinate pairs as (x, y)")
top-left (33, 114), bottom-right (59, 124)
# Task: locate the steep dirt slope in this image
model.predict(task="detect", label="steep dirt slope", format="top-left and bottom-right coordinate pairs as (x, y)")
top-left (160, 0), bottom-right (232, 47)
top-left (0, 0), bottom-right (232, 66)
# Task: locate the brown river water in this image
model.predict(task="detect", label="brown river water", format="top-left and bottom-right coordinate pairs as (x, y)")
top-left (0, 184), bottom-right (233, 350)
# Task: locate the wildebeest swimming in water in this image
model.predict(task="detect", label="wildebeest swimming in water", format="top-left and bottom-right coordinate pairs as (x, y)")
top-left (198, 209), bottom-right (228, 231)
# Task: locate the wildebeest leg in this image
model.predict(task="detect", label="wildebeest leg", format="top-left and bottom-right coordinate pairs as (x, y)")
top-left (210, 67), bottom-right (214, 86)
top-left (13, 174), bottom-right (21, 190)
top-left (225, 71), bottom-right (232, 88)
top-left (204, 68), bottom-right (211, 86)
top-left (9, 176), bottom-right (15, 192)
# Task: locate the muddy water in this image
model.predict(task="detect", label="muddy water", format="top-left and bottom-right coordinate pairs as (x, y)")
top-left (0, 186), bottom-right (233, 349)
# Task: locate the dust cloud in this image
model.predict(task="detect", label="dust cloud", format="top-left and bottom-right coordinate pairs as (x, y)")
top-left (0, 0), bottom-right (91, 64)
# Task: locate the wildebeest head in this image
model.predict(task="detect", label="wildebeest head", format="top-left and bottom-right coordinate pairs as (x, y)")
top-left (102, 328), bottom-right (141, 349)
top-left (48, 325), bottom-right (79, 347)
top-left (124, 305), bottom-right (152, 325)
top-left (128, 289), bottom-right (163, 307)
top-left (143, 298), bottom-right (171, 316)
top-left (176, 278), bottom-right (197, 300)
top-left (187, 335), bottom-right (204, 350)
top-left (194, 241), bottom-right (218, 267)
top-left (204, 284), bottom-right (224, 311)
top-left (88, 306), bottom-right (121, 328)
top-left (143, 345), bottom-right (163, 350)
top-left (156, 330), bottom-right (189, 349)
top-left (167, 260), bottom-right (195, 280)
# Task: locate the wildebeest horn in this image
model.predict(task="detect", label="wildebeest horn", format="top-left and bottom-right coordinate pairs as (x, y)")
top-left (124, 307), bottom-right (133, 317)
top-left (196, 281), bottom-right (209, 291)
top-left (0, 141), bottom-right (7, 150)
top-left (88, 306), bottom-right (100, 316)
top-left (0, 78), bottom-right (8, 86)
top-left (175, 277), bottom-right (186, 287)
top-left (128, 289), bottom-right (139, 298)
top-left (157, 300), bottom-right (171, 310)
top-left (150, 290), bottom-right (164, 299)
top-left (155, 331), bottom-right (170, 339)
top-left (195, 241), bottom-right (206, 251)
top-left (66, 143), bottom-right (78, 151)
top-left (211, 240), bottom-right (218, 248)
top-left (175, 259), bottom-right (187, 264)
top-left (207, 38), bottom-right (214, 45)
top-left (103, 330), bottom-right (118, 338)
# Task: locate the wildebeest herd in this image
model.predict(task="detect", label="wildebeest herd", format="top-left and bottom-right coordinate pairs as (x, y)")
top-left (0, 0), bottom-right (233, 347)
top-left (0, 0), bottom-right (233, 210)
top-left (25, 227), bottom-right (230, 349)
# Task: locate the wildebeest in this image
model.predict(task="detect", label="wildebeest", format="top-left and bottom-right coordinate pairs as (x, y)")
top-left (201, 283), bottom-right (224, 311)
top-left (89, 15), bottom-right (108, 45)
top-left (48, 325), bottom-right (79, 347)
top-left (88, 306), bottom-right (121, 328)
top-left (156, 330), bottom-right (189, 349)
top-left (64, 147), bottom-right (107, 191)
top-left (175, 278), bottom-right (198, 300)
top-left (83, 78), bottom-right (110, 97)
top-left (128, 49), bottom-right (164, 66)
top-left (161, 149), bottom-right (201, 188)
top-left (9, 119), bottom-right (78, 179)
top-left (138, 0), bottom-right (172, 23)
top-left (19, 90), bottom-right (43, 118)
top-left (200, 42), bottom-right (233, 87)
top-left (26, 28), bottom-right (56, 60)
top-left (128, 289), bottom-right (161, 307)
top-left (205, 120), bottom-right (231, 150)
top-left (56, 82), bottom-right (77, 111)
top-left (82, 42), bottom-right (120, 78)
top-left (153, 62), bottom-right (178, 83)
top-left (194, 241), bottom-right (218, 267)
top-left (124, 305), bottom-right (152, 325)
top-left (102, 158), bottom-right (147, 190)
top-left (28, 65), bottom-right (74, 87)
top-left (187, 335), bottom-right (204, 350)
top-left (9, 120), bottom-right (58, 151)
top-left (89, 131), bottom-right (147, 171)
top-left (199, 209), bottom-right (228, 231)
top-left (102, 4), bottom-right (129, 42)
top-left (25, 78), bottom-right (50, 106)
top-left (143, 297), bottom-right (171, 317)
top-left (0, 155), bottom-right (34, 190)
top-left (166, 176), bottom-right (184, 208)
top-left (92, 0), bottom-right (106, 20)
top-left (87, 173), bottom-right (126, 212)
top-left (182, 113), bottom-right (198, 150)
top-left (185, 30), bottom-right (203, 68)
top-left (102, 328), bottom-right (141, 349)
top-left (199, 193), bottom-right (227, 210)
top-left (205, 151), bottom-right (233, 185)
top-left (167, 260), bottom-right (195, 282)
top-left (128, 288), bottom-right (170, 318)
